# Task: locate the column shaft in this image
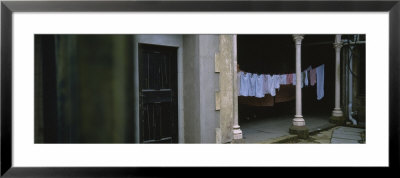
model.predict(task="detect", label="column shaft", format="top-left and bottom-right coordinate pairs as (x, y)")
top-left (295, 43), bottom-right (302, 117)
top-left (335, 46), bottom-right (341, 109)
top-left (292, 35), bottom-right (305, 127)
top-left (289, 34), bottom-right (308, 138)
top-left (332, 35), bottom-right (343, 117)
top-left (232, 34), bottom-right (242, 140)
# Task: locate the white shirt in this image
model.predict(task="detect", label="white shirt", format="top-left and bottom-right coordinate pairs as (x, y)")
top-left (280, 74), bottom-right (287, 85)
top-left (263, 74), bottom-right (270, 95)
top-left (255, 74), bottom-right (265, 98)
top-left (268, 75), bottom-right (276, 96)
top-left (239, 72), bottom-right (250, 96)
top-left (273, 74), bottom-right (280, 89)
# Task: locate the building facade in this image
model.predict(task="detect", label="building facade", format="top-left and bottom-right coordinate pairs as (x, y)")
top-left (34, 34), bottom-right (365, 143)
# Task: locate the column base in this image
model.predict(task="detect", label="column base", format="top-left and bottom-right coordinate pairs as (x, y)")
top-left (289, 125), bottom-right (309, 139)
top-left (329, 116), bottom-right (346, 125)
top-left (332, 108), bottom-right (343, 117)
top-left (233, 127), bottom-right (243, 140)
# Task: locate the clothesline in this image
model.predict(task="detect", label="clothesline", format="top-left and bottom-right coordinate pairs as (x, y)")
top-left (238, 64), bottom-right (325, 100)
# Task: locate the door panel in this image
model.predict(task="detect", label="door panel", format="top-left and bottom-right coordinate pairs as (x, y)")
top-left (139, 44), bottom-right (178, 143)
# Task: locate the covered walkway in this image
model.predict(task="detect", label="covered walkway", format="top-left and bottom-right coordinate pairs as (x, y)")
top-left (240, 113), bottom-right (333, 143)
top-left (239, 100), bottom-right (334, 143)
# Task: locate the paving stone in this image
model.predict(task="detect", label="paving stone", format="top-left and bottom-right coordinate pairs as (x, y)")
top-left (314, 139), bottom-right (331, 144)
top-left (333, 130), bottom-right (362, 136)
top-left (331, 138), bottom-right (360, 143)
top-left (335, 127), bottom-right (365, 133)
top-left (332, 132), bottom-right (362, 140)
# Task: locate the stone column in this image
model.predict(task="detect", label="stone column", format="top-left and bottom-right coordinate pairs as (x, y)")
top-left (330, 35), bottom-right (346, 125)
top-left (232, 34), bottom-right (243, 140)
top-left (215, 35), bottom-right (238, 143)
top-left (289, 34), bottom-right (309, 139)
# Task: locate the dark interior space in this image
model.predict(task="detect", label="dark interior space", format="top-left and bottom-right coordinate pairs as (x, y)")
top-left (35, 35), bottom-right (135, 143)
top-left (237, 35), bottom-right (336, 122)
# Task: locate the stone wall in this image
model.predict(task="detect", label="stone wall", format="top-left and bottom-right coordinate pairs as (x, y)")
top-left (215, 35), bottom-right (235, 143)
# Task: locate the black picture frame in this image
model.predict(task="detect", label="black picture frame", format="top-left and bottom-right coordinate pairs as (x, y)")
top-left (1, 0), bottom-right (399, 177)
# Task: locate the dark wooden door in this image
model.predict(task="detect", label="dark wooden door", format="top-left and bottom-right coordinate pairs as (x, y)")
top-left (139, 44), bottom-right (178, 143)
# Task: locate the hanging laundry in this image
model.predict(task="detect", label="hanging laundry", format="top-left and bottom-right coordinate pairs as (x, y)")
top-left (316, 64), bottom-right (325, 100)
top-left (239, 72), bottom-right (251, 96)
top-left (255, 74), bottom-right (265, 98)
top-left (292, 73), bottom-right (297, 85)
top-left (304, 66), bottom-right (312, 87)
top-left (237, 72), bottom-right (241, 96)
top-left (286, 73), bottom-right (293, 84)
top-left (267, 75), bottom-right (276, 96)
top-left (310, 68), bottom-right (317, 86)
top-left (279, 74), bottom-right (287, 85)
top-left (304, 70), bottom-right (309, 86)
top-left (263, 74), bottom-right (270, 95)
top-left (306, 66), bottom-right (312, 72)
top-left (273, 74), bottom-right (280, 89)
top-left (249, 73), bottom-right (257, 97)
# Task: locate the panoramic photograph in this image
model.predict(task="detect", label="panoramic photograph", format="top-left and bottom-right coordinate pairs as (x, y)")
top-left (34, 34), bottom-right (365, 144)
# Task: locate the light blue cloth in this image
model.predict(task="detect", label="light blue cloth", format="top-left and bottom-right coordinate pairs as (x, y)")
top-left (249, 73), bottom-right (257, 97)
top-left (316, 64), bottom-right (325, 100)
top-left (239, 72), bottom-right (250, 96)
top-left (237, 72), bottom-right (241, 96)
top-left (304, 66), bottom-right (312, 86)
top-left (263, 74), bottom-right (270, 95)
top-left (304, 70), bottom-right (309, 86)
top-left (273, 75), bottom-right (280, 89)
top-left (266, 75), bottom-right (276, 96)
top-left (292, 74), bottom-right (296, 85)
top-left (255, 74), bottom-right (265, 98)
top-left (279, 74), bottom-right (287, 85)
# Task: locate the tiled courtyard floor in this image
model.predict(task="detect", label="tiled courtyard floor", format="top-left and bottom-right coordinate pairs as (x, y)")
top-left (294, 126), bottom-right (365, 144)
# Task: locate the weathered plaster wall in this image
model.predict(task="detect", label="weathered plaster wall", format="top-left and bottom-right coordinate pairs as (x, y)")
top-left (182, 35), bottom-right (201, 143)
top-left (183, 35), bottom-right (220, 143)
top-left (199, 35), bottom-right (220, 143)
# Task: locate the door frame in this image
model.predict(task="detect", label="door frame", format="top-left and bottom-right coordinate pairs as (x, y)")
top-left (133, 35), bottom-right (184, 143)
top-left (138, 43), bottom-right (178, 143)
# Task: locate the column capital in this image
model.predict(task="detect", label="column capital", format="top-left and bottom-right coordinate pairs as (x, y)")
top-left (333, 34), bottom-right (343, 49)
top-left (292, 34), bottom-right (304, 45)
top-left (333, 42), bottom-right (343, 49)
